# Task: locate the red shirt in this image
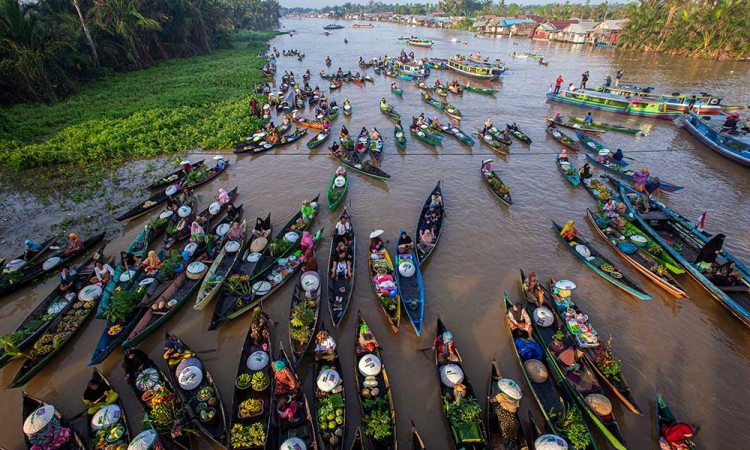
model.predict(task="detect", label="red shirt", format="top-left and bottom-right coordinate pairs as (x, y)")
top-left (556, 76), bottom-right (564, 85)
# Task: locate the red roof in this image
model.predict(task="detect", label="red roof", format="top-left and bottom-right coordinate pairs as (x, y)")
top-left (522, 15), bottom-right (546, 23)
top-left (548, 19), bottom-right (579, 30)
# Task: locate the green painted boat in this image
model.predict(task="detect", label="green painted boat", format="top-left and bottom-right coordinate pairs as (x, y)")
top-left (380, 102), bottom-right (402, 121)
top-left (462, 84), bottom-right (497, 95)
top-left (656, 390), bottom-right (697, 450)
top-left (481, 160), bottom-right (512, 206)
top-left (327, 167), bottom-right (348, 210)
top-left (506, 123), bottom-right (532, 144)
top-left (552, 219), bottom-right (652, 300)
top-left (421, 93), bottom-right (445, 110)
top-left (410, 127), bottom-right (441, 146)
top-left (391, 86), bottom-right (403, 95)
top-left (343, 100), bottom-right (352, 117)
top-left (330, 148), bottom-right (391, 181)
top-left (570, 116), bottom-right (644, 135)
top-left (444, 104), bottom-right (462, 121)
top-left (394, 122), bottom-right (407, 150)
top-left (306, 129), bottom-right (331, 149)
top-left (478, 132), bottom-right (509, 155)
top-left (556, 151), bottom-right (580, 187)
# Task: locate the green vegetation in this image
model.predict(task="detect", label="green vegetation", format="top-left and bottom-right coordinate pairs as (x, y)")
top-left (0, 30), bottom-right (277, 170)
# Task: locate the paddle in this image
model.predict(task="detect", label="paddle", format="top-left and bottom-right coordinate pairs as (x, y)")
top-left (70, 393), bottom-right (108, 421)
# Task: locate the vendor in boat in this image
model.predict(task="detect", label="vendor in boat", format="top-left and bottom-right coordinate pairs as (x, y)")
top-left (217, 188), bottom-right (230, 204)
top-left (82, 373), bottom-right (119, 415)
top-left (190, 220), bottom-right (205, 243)
top-left (179, 160), bottom-right (193, 179)
top-left (330, 141), bottom-right (341, 155)
top-left (163, 336), bottom-right (194, 367)
top-left (314, 330), bottom-right (337, 356)
top-left (415, 114), bottom-right (425, 127)
top-left (558, 147), bottom-right (569, 162)
top-left (633, 166), bottom-right (650, 193)
top-left (225, 203), bottom-right (240, 222)
top-left (300, 231), bottom-right (314, 254)
top-left (226, 221), bottom-right (245, 242)
top-left (322, 119), bottom-right (330, 132)
top-left (659, 422), bottom-right (695, 449)
top-left (357, 323), bottom-right (378, 353)
top-left (559, 220), bottom-right (580, 241)
top-left (391, 82), bottom-right (398, 90)
top-left (611, 148), bottom-right (624, 163)
top-left (93, 260), bottom-right (115, 285)
top-left (489, 377), bottom-right (524, 445)
top-left (714, 262), bottom-right (742, 286)
top-left (59, 265), bottom-right (79, 293)
top-left (340, 125), bottom-right (349, 140)
top-left (331, 247), bottom-right (352, 282)
top-left (695, 233), bottom-right (726, 270)
top-left (277, 396), bottom-right (302, 424)
top-left (369, 233), bottom-right (384, 254)
top-left (330, 99), bottom-right (338, 108)
top-left (522, 272), bottom-right (545, 306)
top-left (507, 302), bottom-right (533, 339)
top-left (397, 232), bottom-right (414, 255)
top-left (641, 177), bottom-right (661, 210)
top-left (433, 330), bottom-right (458, 364)
top-left (273, 359), bottom-right (298, 396)
top-left (380, 97), bottom-right (388, 110)
top-left (141, 250), bottom-right (161, 275)
top-left (430, 116), bottom-right (441, 128)
top-left (334, 215), bottom-right (352, 242)
top-left (23, 239), bottom-right (43, 260)
top-left (370, 128), bottom-right (380, 140)
top-left (302, 248), bottom-right (318, 272)
top-left (119, 251), bottom-right (137, 270)
top-left (249, 309), bottom-right (272, 346)
top-left (509, 122), bottom-right (520, 132)
top-left (213, 155), bottom-right (227, 171)
top-left (354, 139), bottom-right (366, 154)
top-left (603, 198), bottom-right (620, 221)
top-left (267, 127), bottom-right (279, 144)
top-left (417, 228), bottom-right (435, 255)
top-left (300, 199), bottom-right (314, 222)
top-left (182, 188), bottom-right (197, 209)
top-left (62, 233), bottom-right (83, 256)
top-left (553, 112), bottom-right (563, 123)
top-left (123, 348), bottom-right (155, 382)
top-left (579, 162), bottom-right (593, 180)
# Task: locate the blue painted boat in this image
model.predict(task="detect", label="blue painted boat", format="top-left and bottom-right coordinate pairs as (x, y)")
top-left (552, 220), bottom-right (652, 300)
top-left (576, 131), bottom-right (629, 166)
top-left (615, 180), bottom-right (750, 326)
top-left (556, 152), bottom-right (580, 187)
top-left (394, 230), bottom-right (425, 336)
top-left (584, 153), bottom-right (683, 193)
top-left (679, 111), bottom-right (750, 167)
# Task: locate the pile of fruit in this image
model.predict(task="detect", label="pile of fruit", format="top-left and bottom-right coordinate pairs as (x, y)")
top-left (91, 422), bottom-right (126, 449)
top-left (28, 296), bottom-right (91, 359)
top-left (195, 386), bottom-right (219, 422)
top-left (238, 398), bottom-right (263, 418)
top-left (230, 422), bottom-right (265, 449)
top-left (317, 396), bottom-right (344, 442)
top-left (235, 373), bottom-right (252, 390)
top-left (250, 372), bottom-right (269, 391)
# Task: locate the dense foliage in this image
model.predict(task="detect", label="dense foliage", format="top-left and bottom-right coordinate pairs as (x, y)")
top-left (618, 0), bottom-right (750, 59)
top-left (0, 0), bottom-right (280, 105)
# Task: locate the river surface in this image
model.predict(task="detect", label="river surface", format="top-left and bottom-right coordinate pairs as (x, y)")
top-left (1, 18), bottom-right (750, 449)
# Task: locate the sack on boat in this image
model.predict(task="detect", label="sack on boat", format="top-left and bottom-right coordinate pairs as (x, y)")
top-left (517, 339), bottom-right (544, 363)
top-left (316, 369), bottom-right (341, 392)
top-left (398, 260), bottom-right (416, 278)
top-left (42, 257), bottom-right (62, 271)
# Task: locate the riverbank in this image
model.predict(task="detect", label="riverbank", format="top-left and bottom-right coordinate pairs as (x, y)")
top-left (0, 30), bottom-right (279, 171)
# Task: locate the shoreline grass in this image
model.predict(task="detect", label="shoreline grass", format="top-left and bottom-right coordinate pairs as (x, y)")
top-left (0, 31), bottom-right (279, 170)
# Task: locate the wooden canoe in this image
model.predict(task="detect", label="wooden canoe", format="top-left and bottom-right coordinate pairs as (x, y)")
top-left (328, 208), bottom-right (356, 328)
top-left (312, 324), bottom-right (347, 450)
top-left (486, 359), bottom-right (528, 449)
top-left (367, 242), bottom-right (401, 333)
top-left (394, 230), bottom-right (425, 336)
top-left (22, 392), bottom-right (85, 450)
top-left (289, 268), bottom-right (322, 364)
top-left (268, 346), bottom-right (318, 449)
top-left (415, 181), bottom-right (445, 265)
top-left (556, 152), bottom-right (581, 187)
top-left (481, 161), bottom-right (512, 206)
top-left (84, 368), bottom-right (132, 449)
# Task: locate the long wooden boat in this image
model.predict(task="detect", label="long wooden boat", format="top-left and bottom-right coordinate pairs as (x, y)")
top-left (343, 100), bottom-right (352, 116)
top-left (354, 127), bottom-right (370, 160)
top-left (422, 93), bottom-right (445, 110)
top-left (522, 286), bottom-right (628, 450)
top-left (556, 152), bottom-right (580, 187)
top-left (233, 122), bottom-right (291, 151)
top-left (411, 421), bottom-right (425, 450)
top-left (0, 248), bottom-right (105, 369)
top-left (444, 103), bottom-right (462, 121)
top-left (307, 129), bottom-right (331, 149)
top-left (542, 274), bottom-right (643, 415)
top-left (116, 163), bottom-right (228, 221)
top-left (351, 428), bottom-right (365, 450)
top-left (122, 256), bottom-right (210, 348)
top-left (394, 230), bottom-right (425, 336)
top-left (431, 123), bottom-right (475, 146)
top-left (289, 269), bottom-right (322, 364)
top-left (229, 309), bottom-right (273, 450)
top-left (380, 103), bottom-right (401, 121)
top-left (501, 293), bottom-right (597, 450)
top-left (593, 84), bottom-right (747, 114)
top-left (269, 346), bottom-right (318, 449)
top-left (215, 228), bottom-right (323, 330)
top-left (569, 117), bottom-right (643, 135)
top-left (194, 217), bottom-right (248, 311)
top-left (368, 240), bottom-right (401, 333)
top-left (576, 132), bottom-right (628, 166)
top-left (584, 153), bottom-right (683, 193)
top-left (394, 123), bottom-right (407, 150)
top-left (506, 124), bottom-right (532, 144)
top-left (545, 117), bottom-right (607, 135)
top-left (163, 331), bottom-right (228, 448)
top-left (546, 90), bottom-right (683, 120)
top-left (122, 349), bottom-right (191, 449)
top-left (353, 312), bottom-right (397, 449)
top-left (10, 281), bottom-right (105, 388)
top-left (1, 237), bottom-right (56, 274)
top-left (486, 126), bottom-right (512, 146)
top-left (585, 209), bottom-right (688, 298)
top-left (616, 180), bottom-right (750, 326)
top-left (655, 389), bottom-right (697, 450)
top-left (462, 84), bottom-right (497, 95)
top-left (434, 318), bottom-right (488, 449)
top-left (84, 368), bottom-right (131, 449)
top-left (391, 86), bottom-right (404, 96)
top-left (408, 37), bottom-right (433, 47)
top-left (236, 127), bottom-right (308, 155)
top-left (415, 181), bottom-right (444, 265)
top-left (163, 187), bottom-right (238, 250)
top-left (411, 126), bottom-right (441, 146)
top-left (22, 392), bottom-right (86, 450)
top-left (369, 127), bottom-right (384, 162)
top-left (679, 110), bottom-right (750, 167)
top-left (481, 160), bottom-right (512, 207)
top-left (486, 359), bottom-right (528, 450)
top-left (478, 131), bottom-right (509, 155)
top-left (330, 148), bottom-right (391, 181)
top-left (313, 324), bottom-right (347, 450)
top-left (328, 209), bottom-right (356, 328)
top-left (546, 125), bottom-right (584, 151)
top-left (147, 160), bottom-right (205, 190)
top-left (0, 233), bottom-right (105, 298)
top-left (552, 219), bottom-right (652, 300)
top-left (327, 168), bottom-right (348, 210)
top-left (446, 58), bottom-right (501, 80)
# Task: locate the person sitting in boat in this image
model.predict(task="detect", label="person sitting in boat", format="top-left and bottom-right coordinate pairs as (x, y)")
top-left (354, 139), bottom-right (366, 155)
top-left (611, 148), bottom-right (624, 163)
top-left (119, 251), bottom-right (137, 271)
top-left (226, 221), bottom-right (245, 242)
top-left (340, 125), bottom-right (349, 140)
top-left (430, 192), bottom-right (443, 212)
top-left (418, 228), bottom-right (435, 255)
top-left (322, 119), bottom-right (330, 132)
top-left (62, 233), bottom-right (83, 257)
top-left (482, 160), bottom-right (493, 173)
top-left (421, 91), bottom-right (430, 101)
top-left (579, 163), bottom-right (593, 180)
top-left (559, 220), bottom-right (580, 241)
top-left (223, 203), bottom-right (239, 223)
top-left (391, 82), bottom-right (398, 90)
top-left (82, 373), bottom-right (119, 415)
top-left (558, 147), bottom-right (569, 162)
top-left (488, 377), bottom-right (524, 445)
top-left (302, 248), bottom-right (318, 273)
top-left (603, 198), bottom-right (620, 221)
top-left (714, 262), bottom-right (742, 286)
top-left (397, 232), bottom-right (414, 256)
top-left (334, 215), bottom-right (352, 242)
top-left (430, 117), bottom-right (441, 128)
top-left (314, 330), bottom-right (336, 357)
top-left (300, 231), bottom-right (314, 254)
top-left (357, 323), bottom-right (378, 353)
top-left (370, 128), bottom-right (380, 140)
top-left (335, 165), bottom-right (346, 178)
top-left (380, 97), bottom-right (388, 110)
top-left (331, 248), bottom-right (352, 283)
top-left (179, 160), bottom-right (193, 179)
top-left (93, 260), bottom-right (115, 286)
top-left (123, 348), bottom-right (155, 382)
top-left (433, 330), bottom-right (458, 364)
top-left (369, 234), bottom-right (384, 254)
top-left (507, 302), bottom-right (533, 339)
top-left (251, 217), bottom-right (270, 240)
top-left (553, 341), bottom-right (582, 373)
top-left (273, 359), bottom-right (299, 396)
top-left (330, 141), bottom-right (341, 155)
top-left (568, 83), bottom-right (577, 92)
top-left (300, 199), bottom-right (314, 222)
top-left (722, 113), bottom-right (740, 132)
top-left (217, 188), bottom-right (230, 205)
top-left (415, 114), bottom-right (425, 127)
top-left (141, 250), bottom-right (161, 275)
top-left (695, 233), bottom-right (726, 271)
top-left (509, 122), bottom-right (520, 132)
top-left (59, 265), bottom-right (79, 293)
top-left (23, 239), bottom-right (43, 260)
top-left (522, 271), bottom-right (545, 306)
top-left (330, 99), bottom-right (338, 108)
top-left (659, 422), bottom-right (695, 450)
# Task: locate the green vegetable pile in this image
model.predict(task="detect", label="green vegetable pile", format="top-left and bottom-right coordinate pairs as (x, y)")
top-left (594, 337), bottom-right (622, 382)
top-left (230, 422), bottom-right (265, 448)
top-left (553, 403), bottom-right (590, 450)
top-left (102, 289), bottom-right (140, 323)
top-left (290, 301), bottom-right (315, 347)
top-left (443, 394), bottom-right (482, 426)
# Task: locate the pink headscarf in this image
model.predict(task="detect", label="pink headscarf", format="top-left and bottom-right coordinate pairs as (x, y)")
top-left (218, 188), bottom-right (229, 204)
top-left (300, 231), bottom-right (313, 253)
top-left (191, 222), bottom-right (204, 237)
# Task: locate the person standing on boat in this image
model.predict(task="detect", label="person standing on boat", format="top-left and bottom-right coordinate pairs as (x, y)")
top-left (605, 73), bottom-right (612, 87)
top-left (580, 71), bottom-right (589, 89)
top-left (615, 70), bottom-right (623, 87)
top-left (584, 112), bottom-right (594, 125)
top-left (489, 378), bottom-right (524, 446)
top-left (633, 166), bottom-right (650, 193)
top-left (641, 178), bottom-right (661, 212)
top-left (553, 75), bottom-right (563, 94)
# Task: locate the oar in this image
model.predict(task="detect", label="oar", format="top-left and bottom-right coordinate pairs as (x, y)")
top-left (69, 392), bottom-right (109, 421)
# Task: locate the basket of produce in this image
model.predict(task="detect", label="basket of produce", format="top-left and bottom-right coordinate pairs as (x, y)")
top-left (235, 373), bottom-right (252, 390)
top-left (251, 372), bottom-right (270, 392)
top-left (238, 399), bottom-right (264, 419)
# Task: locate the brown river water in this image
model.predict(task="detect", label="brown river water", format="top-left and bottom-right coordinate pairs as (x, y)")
top-left (1, 18), bottom-right (749, 449)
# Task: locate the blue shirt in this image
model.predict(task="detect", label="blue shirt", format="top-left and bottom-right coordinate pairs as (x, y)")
top-left (584, 115), bottom-right (593, 124)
